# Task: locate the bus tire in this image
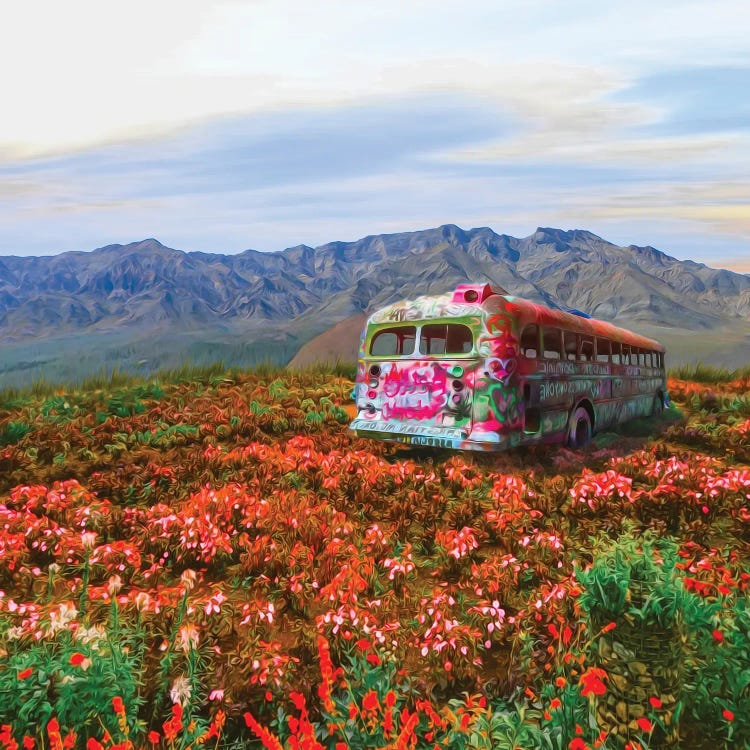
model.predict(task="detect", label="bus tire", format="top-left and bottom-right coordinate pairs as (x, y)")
top-left (652, 393), bottom-right (664, 417)
top-left (567, 406), bottom-right (592, 449)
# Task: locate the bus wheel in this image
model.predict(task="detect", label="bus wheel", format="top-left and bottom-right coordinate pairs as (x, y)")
top-left (652, 393), bottom-right (664, 417)
top-left (567, 407), bottom-right (592, 449)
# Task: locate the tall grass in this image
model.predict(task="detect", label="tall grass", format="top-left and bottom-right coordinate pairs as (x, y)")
top-left (668, 362), bottom-right (750, 383)
top-left (0, 358), bottom-right (357, 411)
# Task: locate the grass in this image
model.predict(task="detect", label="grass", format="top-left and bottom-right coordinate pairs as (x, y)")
top-left (0, 358), bottom-right (358, 412)
top-left (668, 362), bottom-right (750, 383)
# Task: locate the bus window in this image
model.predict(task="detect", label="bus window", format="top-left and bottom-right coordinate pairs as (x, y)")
top-left (580, 335), bottom-right (594, 361)
top-left (611, 341), bottom-right (621, 365)
top-left (543, 327), bottom-right (562, 359)
top-left (520, 325), bottom-right (539, 359)
top-left (646, 351), bottom-right (653, 367)
top-left (622, 345), bottom-right (631, 365)
top-left (418, 324), bottom-right (473, 355)
top-left (638, 350), bottom-right (646, 366)
top-left (563, 331), bottom-right (578, 361)
top-left (370, 326), bottom-right (416, 356)
top-left (595, 338), bottom-right (610, 363)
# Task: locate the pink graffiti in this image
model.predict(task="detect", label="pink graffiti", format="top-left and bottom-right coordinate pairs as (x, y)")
top-left (380, 364), bottom-right (449, 420)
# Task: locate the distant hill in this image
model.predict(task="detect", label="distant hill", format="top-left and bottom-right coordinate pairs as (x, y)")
top-left (1, 225), bottom-right (749, 386)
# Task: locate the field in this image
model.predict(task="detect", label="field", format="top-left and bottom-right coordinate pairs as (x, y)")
top-left (0, 364), bottom-right (749, 750)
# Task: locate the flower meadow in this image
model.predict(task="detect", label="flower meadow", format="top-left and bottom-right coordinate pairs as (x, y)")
top-left (0, 368), bottom-right (748, 750)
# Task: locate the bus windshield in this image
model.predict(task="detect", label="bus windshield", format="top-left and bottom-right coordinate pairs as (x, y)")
top-left (369, 323), bottom-right (474, 357)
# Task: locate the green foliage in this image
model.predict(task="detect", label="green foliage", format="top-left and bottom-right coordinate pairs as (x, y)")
top-left (577, 530), bottom-right (690, 628)
top-left (0, 420), bottom-right (33, 446)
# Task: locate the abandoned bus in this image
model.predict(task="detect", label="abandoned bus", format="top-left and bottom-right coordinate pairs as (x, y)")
top-left (348, 283), bottom-right (667, 451)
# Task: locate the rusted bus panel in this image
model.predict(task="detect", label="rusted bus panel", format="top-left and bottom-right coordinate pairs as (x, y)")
top-left (505, 296), bottom-right (665, 354)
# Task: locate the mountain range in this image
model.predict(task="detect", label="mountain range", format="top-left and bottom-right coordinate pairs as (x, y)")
top-left (1, 225), bottom-right (749, 386)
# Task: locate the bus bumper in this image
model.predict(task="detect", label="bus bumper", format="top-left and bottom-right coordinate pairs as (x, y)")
top-left (348, 418), bottom-right (509, 452)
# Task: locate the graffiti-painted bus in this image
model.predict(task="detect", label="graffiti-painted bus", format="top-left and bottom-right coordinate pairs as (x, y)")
top-left (348, 283), bottom-right (667, 451)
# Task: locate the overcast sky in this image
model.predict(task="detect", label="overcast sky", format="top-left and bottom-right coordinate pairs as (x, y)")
top-left (1, 0), bottom-right (749, 271)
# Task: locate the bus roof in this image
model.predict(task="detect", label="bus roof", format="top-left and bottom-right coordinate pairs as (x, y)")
top-left (367, 285), bottom-right (665, 353)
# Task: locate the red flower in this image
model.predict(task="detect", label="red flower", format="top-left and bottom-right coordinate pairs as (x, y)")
top-left (636, 718), bottom-right (653, 733)
top-left (86, 740), bottom-right (103, 750)
top-left (550, 698), bottom-right (562, 710)
top-left (112, 696), bottom-right (125, 715)
top-left (23, 738), bottom-right (35, 750)
top-left (569, 739), bottom-right (587, 750)
top-left (579, 667), bottom-right (607, 697)
top-left (649, 696), bottom-right (662, 709)
top-left (602, 622), bottom-right (617, 633)
top-left (17, 668), bottom-right (32, 680)
top-left (366, 653), bottom-right (381, 667)
top-left (147, 731), bottom-right (160, 744)
top-left (712, 629), bottom-right (724, 643)
top-left (265, 691), bottom-right (273, 702)
top-left (355, 638), bottom-right (371, 651)
top-left (722, 709), bottom-right (735, 722)
top-left (362, 690), bottom-right (379, 711)
top-left (69, 653), bottom-right (86, 667)
top-left (385, 690), bottom-right (397, 708)
top-left (555, 676), bottom-right (567, 688)
top-left (289, 692), bottom-right (306, 712)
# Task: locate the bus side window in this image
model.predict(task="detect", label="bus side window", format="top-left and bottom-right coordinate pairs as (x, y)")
top-left (580, 335), bottom-right (594, 361)
top-left (520, 325), bottom-right (539, 359)
top-left (595, 337), bottom-right (610, 363)
top-left (622, 345), bottom-right (631, 365)
top-left (542, 327), bottom-right (562, 359)
top-left (638, 350), bottom-right (646, 366)
top-left (611, 341), bottom-right (621, 365)
top-left (563, 331), bottom-right (578, 361)
top-left (646, 351), bottom-right (653, 367)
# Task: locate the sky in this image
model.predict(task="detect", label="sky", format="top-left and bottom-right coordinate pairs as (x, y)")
top-left (1, 0), bottom-right (749, 272)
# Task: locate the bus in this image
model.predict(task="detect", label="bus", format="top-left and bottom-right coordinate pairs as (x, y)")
top-left (348, 283), bottom-right (668, 451)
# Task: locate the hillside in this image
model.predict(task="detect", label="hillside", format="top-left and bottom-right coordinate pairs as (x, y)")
top-left (2, 225), bottom-right (750, 385)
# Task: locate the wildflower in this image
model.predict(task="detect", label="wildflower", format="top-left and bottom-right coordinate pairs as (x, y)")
top-left (112, 696), bottom-right (125, 714)
top-left (362, 690), bottom-right (379, 711)
top-left (208, 689), bottom-right (225, 701)
top-left (579, 667), bottom-right (607, 697)
top-left (569, 739), bottom-right (587, 750)
top-left (177, 624), bottom-right (200, 653)
top-left (722, 709), bottom-right (735, 722)
top-left (181, 569), bottom-right (197, 591)
top-left (244, 712), bottom-right (283, 750)
top-left (170, 676), bottom-right (192, 707)
top-left (649, 696), bottom-right (662, 709)
top-left (636, 718), bottom-right (653, 733)
top-left (17, 667), bottom-right (32, 680)
top-left (555, 677), bottom-right (567, 688)
top-left (23, 738), bottom-right (35, 750)
top-left (712, 629), bottom-right (724, 643)
top-left (147, 731), bottom-right (160, 744)
top-left (289, 692), bottom-right (306, 711)
top-left (81, 532), bottom-right (97, 550)
top-left (86, 740), bottom-right (103, 750)
top-left (69, 652), bottom-right (86, 667)
top-left (602, 622), bottom-right (617, 633)
top-left (134, 592), bottom-right (152, 612)
top-left (366, 652), bottom-right (381, 666)
top-left (107, 575), bottom-right (123, 596)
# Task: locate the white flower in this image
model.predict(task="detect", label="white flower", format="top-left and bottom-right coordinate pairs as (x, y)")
top-left (178, 624), bottom-right (200, 653)
top-left (81, 532), bottom-right (97, 551)
top-left (107, 575), bottom-right (123, 596)
top-left (170, 675), bottom-right (192, 706)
